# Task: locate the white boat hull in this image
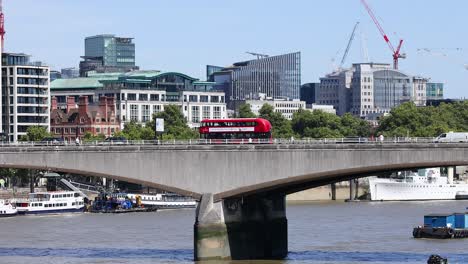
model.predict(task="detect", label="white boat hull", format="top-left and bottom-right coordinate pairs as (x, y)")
top-left (369, 179), bottom-right (468, 201)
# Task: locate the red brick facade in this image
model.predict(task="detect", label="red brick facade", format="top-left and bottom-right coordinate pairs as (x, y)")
top-left (50, 96), bottom-right (120, 142)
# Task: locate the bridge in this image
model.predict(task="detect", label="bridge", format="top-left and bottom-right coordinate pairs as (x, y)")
top-left (0, 141), bottom-right (467, 260)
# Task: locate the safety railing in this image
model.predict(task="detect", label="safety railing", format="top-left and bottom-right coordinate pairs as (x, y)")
top-left (0, 137), bottom-right (465, 147)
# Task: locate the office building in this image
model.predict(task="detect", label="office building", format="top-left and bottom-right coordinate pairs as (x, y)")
top-left (300, 83), bottom-right (320, 105)
top-left (246, 99), bottom-right (306, 120)
top-left (2, 53), bottom-right (50, 142)
top-left (61, 67), bottom-right (79, 79)
top-left (208, 52), bottom-right (301, 109)
top-left (51, 71), bottom-right (227, 128)
top-left (412, 76), bottom-right (428, 106)
top-left (426, 82), bottom-right (444, 100)
top-left (317, 68), bottom-right (353, 116)
top-left (80, 34), bottom-right (138, 77)
top-left (318, 63), bottom-right (428, 119)
top-left (50, 70), bottom-right (62, 81)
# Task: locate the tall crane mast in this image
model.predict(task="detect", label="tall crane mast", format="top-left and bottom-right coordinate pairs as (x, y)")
top-left (0, 0), bottom-right (5, 52)
top-left (360, 0), bottom-right (405, 69)
top-left (340, 22), bottom-right (360, 68)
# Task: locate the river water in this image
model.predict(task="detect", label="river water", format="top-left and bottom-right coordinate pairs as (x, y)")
top-left (1, 201), bottom-right (468, 264)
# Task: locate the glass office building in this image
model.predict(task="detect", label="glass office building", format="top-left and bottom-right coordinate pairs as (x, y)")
top-left (426, 82), bottom-right (444, 100)
top-left (209, 52), bottom-right (301, 107)
top-left (85, 34), bottom-right (135, 67)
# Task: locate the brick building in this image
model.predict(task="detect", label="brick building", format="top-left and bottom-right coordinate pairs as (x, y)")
top-left (50, 96), bottom-right (120, 142)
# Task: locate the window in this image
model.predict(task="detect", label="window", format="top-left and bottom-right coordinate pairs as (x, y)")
top-left (191, 106), bottom-right (200, 123)
top-left (202, 106), bottom-right (210, 120)
top-left (130, 105), bottom-right (139, 121)
top-left (127, 94), bottom-right (136, 101)
top-left (150, 94), bottom-right (159, 101)
top-left (211, 96), bottom-right (219, 103)
top-left (189, 95), bottom-right (198, 102)
top-left (139, 94), bottom-right (148, 101)
top-left (142, 105), bottom-right (150, 122)
top-left (152, 105), bottom-right (162, 114)
top-left (213, 106), bottom-right (221, 119)
top-left (200, 95), bottom-right (208, 102)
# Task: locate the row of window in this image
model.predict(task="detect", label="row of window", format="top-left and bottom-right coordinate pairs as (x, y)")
top-left (44, 203), bottom-right (67, 208)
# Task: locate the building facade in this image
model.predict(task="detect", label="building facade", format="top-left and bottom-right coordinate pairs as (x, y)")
top-left (61, 67), bottom-right (79, 79)
top-left (50, 96), bottom-right (120, 142)
top-left (51, 71), bottom-right (227, 128)
top-left (317, 69), bottom-right (353, 116)
top-left (318, 63), bottom-right (429, 119)
top-left (209, 52), bottom-right (301, 109)
top-left (1, 53), bottom-right (50, 142)
top-left (426, 82), bottom-right (444, 100)
top-left (80, 34), bottom-right (138, 77)
top-left (246, 99), bottom-right (306, 120)
top-left (300, 83), bottom-right (320, 105)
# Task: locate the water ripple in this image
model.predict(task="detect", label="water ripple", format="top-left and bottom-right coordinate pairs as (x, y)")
top-left (0, 247), bottom-right (192, 261)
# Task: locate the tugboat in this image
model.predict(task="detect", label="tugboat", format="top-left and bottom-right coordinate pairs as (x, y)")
top-left (0, 200), bottom-right (17, 217)
top-left (413, 212), bottom-right (468, 239)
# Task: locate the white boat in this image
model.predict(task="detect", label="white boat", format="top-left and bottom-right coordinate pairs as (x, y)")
top-left (14, 191), bottom-right (85, 215)
top-left (369, 168), bottom-right (468, 201)
top-left (0, 200), bottom-right (18, 217)
top-left (111, 193), bottom-right (197, 209)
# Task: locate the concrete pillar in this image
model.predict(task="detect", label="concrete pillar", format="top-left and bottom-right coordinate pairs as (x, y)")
top-left (331, 183), bottom-right (336, 200)
top-left (194, 193), bottom-right (288, 261)
top-left (448, 167), bottom-right (454, 184)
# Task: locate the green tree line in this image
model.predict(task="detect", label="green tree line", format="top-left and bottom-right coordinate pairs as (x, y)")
top-left (240, 103), bottom-right (372, 138)
top-left (377, 101), bottom-right (468, 137)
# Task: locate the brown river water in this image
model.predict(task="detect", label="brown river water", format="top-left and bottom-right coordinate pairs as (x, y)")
top-left (1, 200), bottom-right (468, 263)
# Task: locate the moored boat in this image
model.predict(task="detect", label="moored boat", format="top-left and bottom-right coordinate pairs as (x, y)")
top-left (14, 191), bottom-right (85, 215)
top-left (0, 200), bottom-right (17, 217)
top-left (369, 168), bottom-right (468, 201)
top-left (111, 193), bottom-right (197, 209)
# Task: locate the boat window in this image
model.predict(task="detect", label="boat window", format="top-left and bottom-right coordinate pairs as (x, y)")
top-left (39, 203), bottom-right (42, 206)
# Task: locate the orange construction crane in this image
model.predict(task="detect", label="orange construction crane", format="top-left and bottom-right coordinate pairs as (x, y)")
top-left (360, 0), bottom-right (405, 69)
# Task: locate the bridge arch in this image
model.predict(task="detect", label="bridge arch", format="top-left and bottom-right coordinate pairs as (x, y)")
top-left (215, 161), bottom-right (468, 200)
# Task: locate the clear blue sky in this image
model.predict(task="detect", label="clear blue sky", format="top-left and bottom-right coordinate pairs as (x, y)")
top-left (5, 0), bottom-right (468, 98)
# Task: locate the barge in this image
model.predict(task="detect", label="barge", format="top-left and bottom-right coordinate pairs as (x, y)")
top-left (413, 212), bottom-right (468, 239)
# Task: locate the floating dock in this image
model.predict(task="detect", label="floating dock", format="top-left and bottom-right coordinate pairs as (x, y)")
top-left (413, 212), bottom-right (468, 239)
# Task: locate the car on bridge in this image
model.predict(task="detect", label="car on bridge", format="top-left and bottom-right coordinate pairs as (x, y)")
top-left (39, 137), bottom-right (65, 146)
top-left (103, 136), bottom-right (128, 145)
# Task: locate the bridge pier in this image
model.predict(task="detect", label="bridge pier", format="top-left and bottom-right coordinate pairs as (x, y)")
top-left (194, 193), bottom-right (287, 261)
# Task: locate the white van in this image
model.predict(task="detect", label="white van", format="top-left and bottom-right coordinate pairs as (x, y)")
top-left (435, 132), bottom-right (468, 143)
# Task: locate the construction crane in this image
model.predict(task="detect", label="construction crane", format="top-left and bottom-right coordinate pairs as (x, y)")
top-left (417, 48), bottom-right (468, 71)
top-left (339, 22), bottom-right (360, 68)
top-left (0, 0), bottom-right (4, 52)
top-left (360, 0), bottom-right (405, 69)
top-left (246, 52), bottom-right (269, 60)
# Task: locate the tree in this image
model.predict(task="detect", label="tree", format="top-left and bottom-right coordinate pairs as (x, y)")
top-left (292, 109), bottom-right (344, 138)
top-left (148, 105), bottom-right (198, 139)
top-left (83, 131), bottom-right (105, 142)
top-left (238, 103), bottom-right (256, 118)
top-left (20, 126), bottom-right (51, 141)
top-left (258, 104), bottom-right (294, 138)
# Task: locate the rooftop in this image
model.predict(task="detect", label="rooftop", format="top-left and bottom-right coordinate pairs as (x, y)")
top-left (51, 76), bottom-right (119, 90)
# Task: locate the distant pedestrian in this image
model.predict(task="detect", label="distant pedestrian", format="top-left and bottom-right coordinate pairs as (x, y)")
top-left (378, 134), bottom-right (384, 143)
top-left (75, 137), bottom-right (80, 145)
top-left (0, 178), bottom-right (4, 189)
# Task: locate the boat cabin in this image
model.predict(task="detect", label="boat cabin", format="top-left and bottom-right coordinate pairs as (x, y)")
top-left (424, 213), bottom-right (455, 228)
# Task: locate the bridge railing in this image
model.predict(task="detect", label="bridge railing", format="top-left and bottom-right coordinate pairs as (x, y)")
top-left (0, 137), bottom-right (461, 147)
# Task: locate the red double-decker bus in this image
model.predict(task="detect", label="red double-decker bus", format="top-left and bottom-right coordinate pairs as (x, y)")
top-left (199, 118), bottom-right (272, 142)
